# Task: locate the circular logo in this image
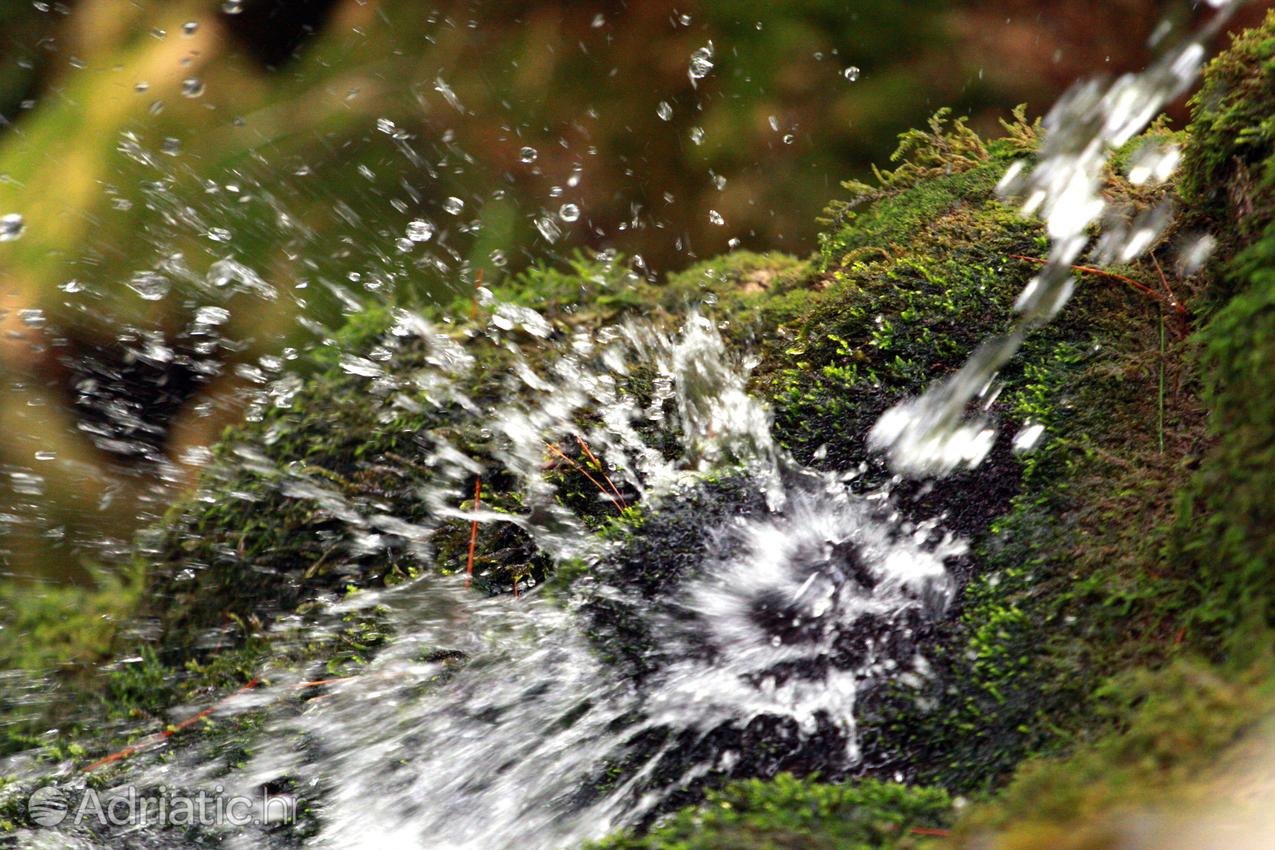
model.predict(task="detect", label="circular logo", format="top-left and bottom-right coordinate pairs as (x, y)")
top-left (27, 785), bottom-right (69, 827)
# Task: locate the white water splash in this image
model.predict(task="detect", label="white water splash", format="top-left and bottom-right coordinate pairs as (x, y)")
top-left (869, 6), bottom-right (1238, 477)
top-left (3, 308), bottom-right (962, 850)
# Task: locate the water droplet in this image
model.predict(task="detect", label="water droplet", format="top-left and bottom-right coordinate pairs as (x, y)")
top-left (181, 77), bottom-right (205, 98)
top-left (657, 101), bottom-right (673, 121)
top-left (128, 270), bottom-right (171, 301)
top-left (690, 126), bottom-right (705, 145)
top-left (34, 451), bottom-right (56, 462)
top-left (688, 42), bottom-right (714, 87)
top-left (519, 146), bottom-right (538, 164)
top-left (222, 0), bottom-right (243, 13)
top-left (591, 13), bottom-right (605, 28)
top-left (489, 249), bottom-right (507, 267)
top-left (207, 227), bottom-right (231, 242)
top-left (194, 305), bottom-right (230, 326)
top-left (768, 115), bottom-right (780, 132)
top-left (708, 210), bottom-right (725, 226)
top-left (443, 197), bottom-right (464, 215)
top-left (406, 219), bottom-right (435, 242)
top-left (0, 213), bottom-right (25, 241)
top-left (134, 81), bottom-right (150, 93)
top-left (558, 203), bottom-right (580, 222)
top-left (1012, 423), bottom-right (1045, 453)
top-left (535, 214), bottom-right (561, 243)
top-left (1178, 233), bottom-right (1216, 276)
top-left (782, 133), bottom-right (795, 145)
top-left (182, 21), bottom-right (199, 36)
top-left (843, 66), bottom-right (861, 82)
top-left (161, 137), bottom-right (181, 156)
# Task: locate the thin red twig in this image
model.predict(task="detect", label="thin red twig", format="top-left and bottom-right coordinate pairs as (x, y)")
top-left (1008, 254), bottom-right (1187, 316)
top-left (83, 674), bottom-right (371, 773)
top-left (545, 442), bottom-right (625, 514)
top-left (466, 477), bottom-right (482, 589)
top-left (909, 826), bottom-right (952, 838)
top-left (470, 268), bottom-right (484, 321)
top-left (1149, 253), bottom-right (1179, 307)
top-left (575, 435), bottom-right (628, 509)
top-left (82, 677), bottom-right (262, 772)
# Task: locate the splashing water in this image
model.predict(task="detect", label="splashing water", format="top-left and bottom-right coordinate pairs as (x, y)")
top-left (868, 2), bottom-right (1241, 476)
top-left (2, 307), bottom-right (963, 849)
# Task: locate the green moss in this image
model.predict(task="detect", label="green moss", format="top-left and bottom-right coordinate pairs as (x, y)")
top-left (1160, 11), bottom-right (1275, 656)
top-left (585, 775), bottom-right (951, 850)
top-left (1180, 11), bottom-right (1275, 259)
top-left (952, 660), bottom-right (1269, 848)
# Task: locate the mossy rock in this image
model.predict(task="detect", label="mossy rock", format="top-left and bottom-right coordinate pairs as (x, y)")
top-left (5, 14), bottom-right (1275, 849)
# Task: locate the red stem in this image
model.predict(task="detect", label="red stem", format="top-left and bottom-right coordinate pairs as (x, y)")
top-left (466, 477), bottom-right (482, 589)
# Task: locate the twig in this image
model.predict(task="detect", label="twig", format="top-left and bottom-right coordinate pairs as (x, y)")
top-left (82, 678), bottom-right (262, 772)
top-left (910, 826), bottom-right (952, 838)
top-left (82, 674), bottom-right (371, 773)
top-left (470, 268), bottom-right (483, 321)
top-left (575, 435), bottom-right (628, 509)
top-left (1007, 254), bottom-right (1187, 315)
top-left (544, 442), bottom-right (625, 514)
top-left (1149, 253), bottom-right (1179, 307)
top-left (466, 477), bottom-right (482, 589)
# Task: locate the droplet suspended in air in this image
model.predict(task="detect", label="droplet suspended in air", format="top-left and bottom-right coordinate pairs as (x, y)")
top-left (657, 101), bottom-right (673, 121)
top-left (519, 146), bottom-right (538, 164)
top-left (0, 213), bottom-right (25, 241)
top-left (181, 78), bottom-right (205, 98)
top-left (128, 270), bottom-right (171, 301)
top-left (690, 127), bottom-right (705, 145)
top-left (558, 203), bottom-right (580, 223)
top-left (406, 219), bottom-right (435, 242)
top-left (221, 0), bottom-right (243, 14)
top-left (535, 214), bottom-right (561, 243)
top-left (708, 210), bottom-right (725, 226)
top-left (443, 197), bottom-right (465, 215)
top-left (688, 42), bottom-right (714, 87)
top-left (1012, 422), bottom-right (1046, 453)
top-left (182, 21), bottom-right (199, 36)
top-left (843, 66), bottom-right (861, 82)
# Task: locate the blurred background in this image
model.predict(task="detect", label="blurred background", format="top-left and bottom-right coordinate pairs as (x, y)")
top-left (0, 0), bottom-right (1268, 583)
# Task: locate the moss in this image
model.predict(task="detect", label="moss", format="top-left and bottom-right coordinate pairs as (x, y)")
top-left (1164, 11), bottom-right (1275, 654)
top-left (1180, 11), bottom-right (1275, 262)
top-left (6, 17), bottom-right (1275, 848)
top-left (584, 775), bottom-right (951, 850)
top-left (952, 659), bottom-right (1270, 848)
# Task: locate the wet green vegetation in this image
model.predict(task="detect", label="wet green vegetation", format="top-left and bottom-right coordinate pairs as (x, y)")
top-left (3, 12), bottom-right (1274, 848)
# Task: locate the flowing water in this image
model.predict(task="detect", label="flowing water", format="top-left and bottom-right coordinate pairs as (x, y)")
top-left (0, 2), bottom-right (1248, 847)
